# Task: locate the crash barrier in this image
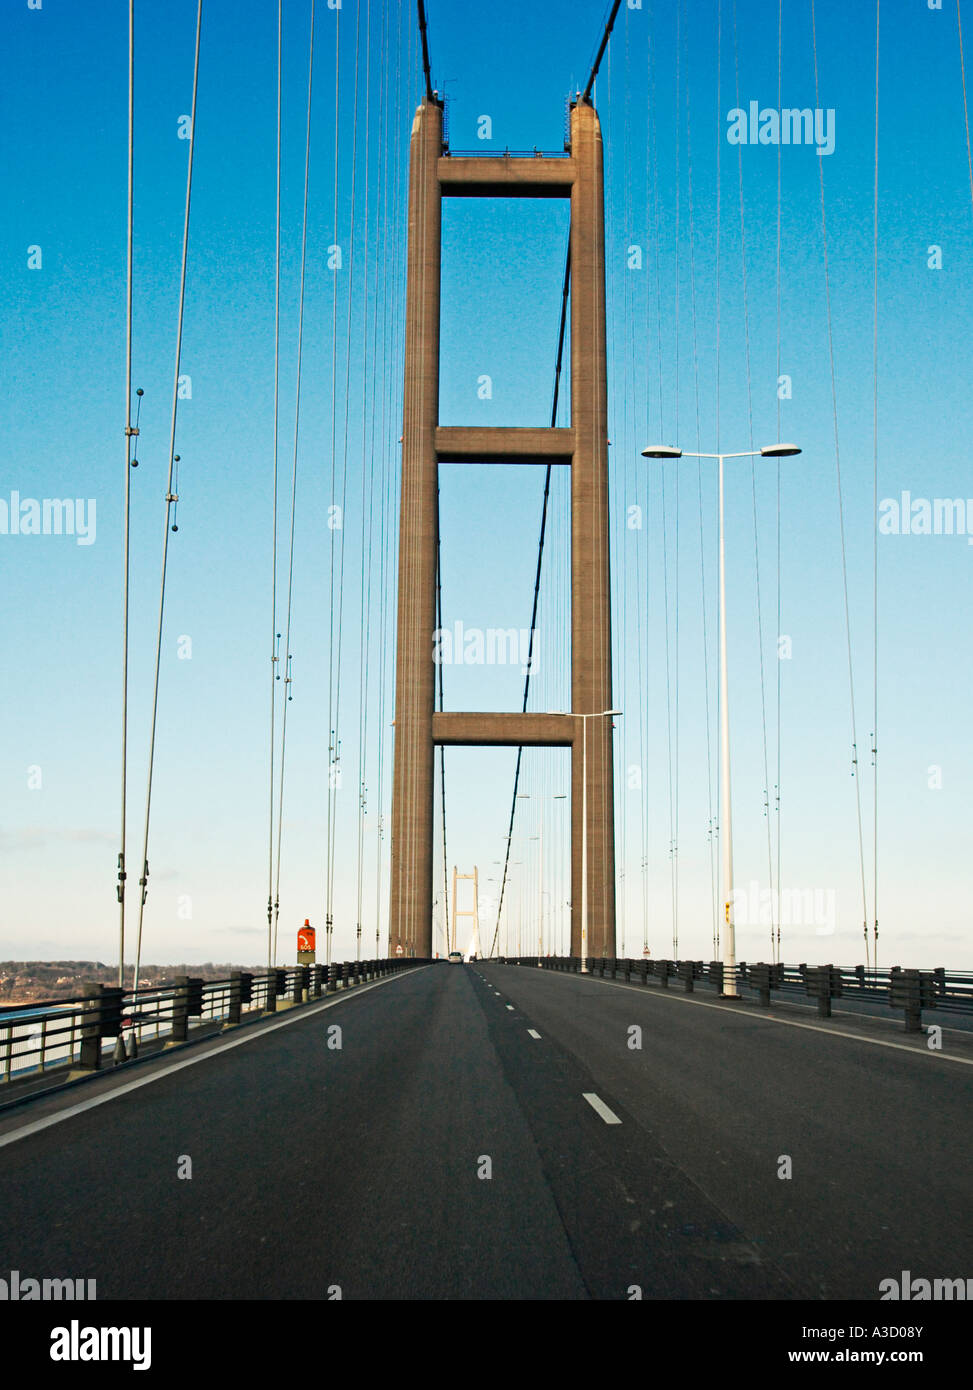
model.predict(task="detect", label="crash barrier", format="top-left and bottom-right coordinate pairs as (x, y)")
top-left (0, 958), bottom-right (431, 1089)
top-left (495, 956), bottom-right (971, 1034)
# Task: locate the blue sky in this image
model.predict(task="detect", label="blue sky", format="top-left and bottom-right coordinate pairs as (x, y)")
top-left (2, 0), bottom-right (972, 972)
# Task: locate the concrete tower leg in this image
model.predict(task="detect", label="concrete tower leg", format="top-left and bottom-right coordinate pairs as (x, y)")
top-left (388, 99), bottom-right (442, 960)
top-left (569, 101), bottom-right (616, 959)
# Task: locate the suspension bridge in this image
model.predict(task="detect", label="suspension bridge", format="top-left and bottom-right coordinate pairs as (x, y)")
top-left (2, 0), bottom-right (973, 1324)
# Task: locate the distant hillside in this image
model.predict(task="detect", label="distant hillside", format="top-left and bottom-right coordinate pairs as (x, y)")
top-left (0, 961), bottom-right (263, 1006)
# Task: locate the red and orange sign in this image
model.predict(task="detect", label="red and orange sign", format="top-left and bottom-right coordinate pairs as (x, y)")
top-left (298, 923), bottom-right (315, 953)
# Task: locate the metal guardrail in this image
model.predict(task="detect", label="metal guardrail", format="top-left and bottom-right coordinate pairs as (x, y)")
top-left (0, 958), bottom-right (429, 1089)
top-left (495, 956), bottom-right (973, 1034)
top-left (442, 147), bottom-right (572, 159)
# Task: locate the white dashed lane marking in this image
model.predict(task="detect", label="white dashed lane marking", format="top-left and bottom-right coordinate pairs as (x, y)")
top-left (583, 1092), bottom-right (622, 1125)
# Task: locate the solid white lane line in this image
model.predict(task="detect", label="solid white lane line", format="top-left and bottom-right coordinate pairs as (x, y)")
top-left (578, 976), bottom-right (973, 1067)
top-left (0, 966), bottom-right (432, 1151)
top-left (583, 1092), bottom-right (622, 1125)
top-left (527, 1029), bottom-right (542, 1039)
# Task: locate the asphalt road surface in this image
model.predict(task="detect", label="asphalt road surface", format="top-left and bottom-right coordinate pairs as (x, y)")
top-left (0, 961), bottom-right (969, 1300)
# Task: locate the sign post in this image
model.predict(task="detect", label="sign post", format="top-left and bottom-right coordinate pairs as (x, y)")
top-left (297, 919), bottom-right (316, 966)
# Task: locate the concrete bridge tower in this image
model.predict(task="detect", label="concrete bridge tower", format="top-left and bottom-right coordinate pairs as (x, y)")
top-left (388, 96), bottom-right (616, 962)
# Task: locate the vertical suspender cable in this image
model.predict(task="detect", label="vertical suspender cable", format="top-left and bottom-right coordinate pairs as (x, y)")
top-left (732, 0), bottom-right (776, 962)
top-left (617, 8), bottom-right (634, 959)
top-left (119, 0), bottom-right (135, 988)
top-left (325, 3), bottom-right (341, 966)
top-left (775, 0), bottom-right (783, 966)
top-left (684, 38), bottom-right (717, 964)
top-left (672, 0), bottom-right (682, 959)
top-left (375, 0), bottom-right (404, 955)
top-left (647, 11), bottom-right (669, 952)
top-left (603, 29), bottom-right (617, 955)
top-left (810, 0), bottom-right (870, 943)
top-left (329, 0), bottom-right (365, 953)
top-left (329, 0), bottom-right (364, 957)
top-left (634, 21), bottom-right (651, 957)
top-left (133, 0), bottom-right (203, 998)
top-left (362, 0), bottom-right (390, 961)
top-left (872, 0), bottom-right (881, 973)
top-left (437, 544), bottom-right (448, 954)
top-left (661, 468), bottom-right (676, 957)
top-left (355, 0), bottom-right (374, 962)
top-left (375, 0), bottom-right (392, 955)
top-left (611, 31), bottom-right (623, 954)
top-left (633, 75), bottom-right (648, 954)
top-left (649, 17), bottom-right (665, 957)
top-left (613, 8), bottom-right (637, 956)
top-left (273, 0), bottom-right (316, 968)
top-left (376, 0), bottom-right (393, 958)
top-left (267, 0), bottom-right (282, 970)
top-left (714, 0), bottom-right (723, 958)
top-left (490, 243), bottom-right (570, 957)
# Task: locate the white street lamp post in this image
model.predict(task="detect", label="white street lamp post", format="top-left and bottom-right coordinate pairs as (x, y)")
top-left (642, 443), bottom-right (800, 997)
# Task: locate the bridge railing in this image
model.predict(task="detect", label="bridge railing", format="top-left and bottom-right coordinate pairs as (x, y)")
top-left (493, 955), bottom-right (973, 1033)
top-left (442, 147), bottom-right (572, 159)
top-left (0, 958), bottom-right (429, 1094)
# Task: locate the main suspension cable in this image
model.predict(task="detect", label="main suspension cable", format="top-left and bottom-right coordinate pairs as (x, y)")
top-left (416, 0), bottom-right (434, 102)
top-left (582, 0), bottom-right (623, 103)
